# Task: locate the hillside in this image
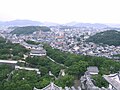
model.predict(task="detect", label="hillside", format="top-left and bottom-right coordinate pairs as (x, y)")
top-left (86, 30), bottom-right (120, 46)
top-left (10, 26), bottom-right (50, 35)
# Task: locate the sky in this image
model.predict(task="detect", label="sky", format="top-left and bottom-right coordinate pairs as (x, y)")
top-left (0, 0), bottom-right (120, 24)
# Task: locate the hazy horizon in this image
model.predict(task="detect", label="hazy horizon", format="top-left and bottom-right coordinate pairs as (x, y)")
top-left (0, 0), bottom-right (120, 24)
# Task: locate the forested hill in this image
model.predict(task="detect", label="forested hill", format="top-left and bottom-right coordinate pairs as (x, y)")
top-left (86, 30), bottom-right (120, 46)
top-left (10, 26), bottom-right (50, 35)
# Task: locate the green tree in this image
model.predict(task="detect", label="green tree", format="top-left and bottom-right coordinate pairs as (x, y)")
top-left (55, 75), bottom-right (74, 88)
top-left (92, 74), bottom-right (109, 88)
top-left (67, 61), bottom-right (88, 78)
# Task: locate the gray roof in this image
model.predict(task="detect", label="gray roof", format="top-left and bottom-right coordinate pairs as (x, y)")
top-left (33, 82), bottom-right (62, 90)
top-left (30, 49), bottom-right (46, 54)
top-left (41, 82), bottom-right (62, 90)
top-left (87, 66), bottom-right (99, 73)
top-left (103, 74), bottom-right (120, 90)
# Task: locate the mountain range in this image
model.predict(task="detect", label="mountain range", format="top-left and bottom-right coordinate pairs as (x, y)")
top-left (65, 22), bottom-right (108, 28)
top-left (0, 20), bottom-right (42, 26)
top-left (0, 20), bottom-right (120, 28)
top-left (0, 20), bottom-right (61, 26)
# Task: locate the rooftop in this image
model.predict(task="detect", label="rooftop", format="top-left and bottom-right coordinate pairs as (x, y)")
top-left (103, 73), bottom-right (120, 90)
top-left (34, 82), bottom-right (62, 90)
top-left (87, 66), bottom-right (99, 74)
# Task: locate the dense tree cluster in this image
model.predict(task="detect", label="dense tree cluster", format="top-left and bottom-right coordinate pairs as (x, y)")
top-left (55, 75), bottom-right (74, 88)
top-left (0, 68), bottom-right (55, 90)
top-left (0, 37), bottom-right (29, 60)
top-left (86, 30), bottom-right (120, 46)
top-left (26, 56), bottom-right (64, 77)
top-left (25, 40), bottom-right (40, 45)
top-left (0, 65), bottom-right (13, 81)
top-left (0, 59), bottom-right (74, 89)
top-left (92, 74), bottom-right (109, 88)
top-left (25, 56), bottom-right (75, 88)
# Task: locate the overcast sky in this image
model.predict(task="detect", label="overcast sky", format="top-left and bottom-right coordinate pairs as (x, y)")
top-left (0, 0), bottom-right (120, 24)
